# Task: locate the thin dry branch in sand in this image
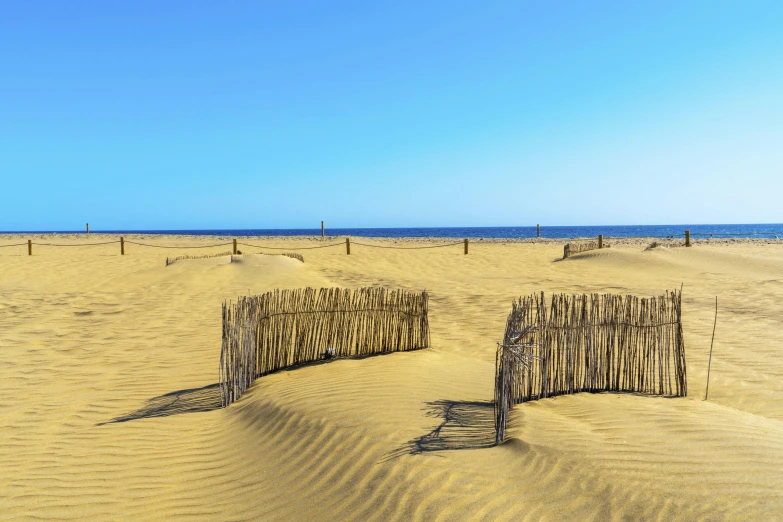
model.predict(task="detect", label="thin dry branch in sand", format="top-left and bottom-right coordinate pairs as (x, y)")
top-left (220, 287), bottom-right (430, 406)
top-left (165, 252), bottom-right (232, 266)
top-left (704, 296), bottom-right (718, 400)
top-left (494, 289), bottom-right (687, 443)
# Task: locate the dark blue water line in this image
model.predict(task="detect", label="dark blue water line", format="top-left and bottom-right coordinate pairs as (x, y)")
top-left (3, 224), bottom-right (783, 239)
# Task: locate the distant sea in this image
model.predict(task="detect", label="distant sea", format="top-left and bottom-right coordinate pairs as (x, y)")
top-left (6, 224), bottom-right (783, 239)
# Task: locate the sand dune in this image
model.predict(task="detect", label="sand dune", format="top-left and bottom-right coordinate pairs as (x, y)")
top-left (1, 236), bottom-right (782, 519)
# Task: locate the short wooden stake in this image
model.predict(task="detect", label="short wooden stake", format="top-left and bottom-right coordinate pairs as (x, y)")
top-left (346, 237), bottom-right (351, 255)
top-left (685, 230), bottom-right (691, 247)
top-left (598, 234), bottom-right (603, 249)
top-left (233, 239), bottom-right (238, 255)
top-left (464, 238), bottom-right (468, 255)
top-left (120, 237), bottom-right (125, 255)
top-left (28, 239), bottom-right (32, 256)
top-left (537, 224), bottom-right (540, 238)
top-left (321, 221), bottom-right (324, 238)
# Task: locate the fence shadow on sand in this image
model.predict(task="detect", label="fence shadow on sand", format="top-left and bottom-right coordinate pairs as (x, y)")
top-left (383, 400), bottom-right (496, 461)
top-left (98, 383), bottom-right (222, 425)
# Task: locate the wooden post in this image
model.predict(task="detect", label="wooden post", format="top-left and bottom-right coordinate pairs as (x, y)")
top-left (563, 244), bottom-right (569, 259)
top-left (321, 221), bottom-right (324, 238)
top-left (346, 237), bottom-right (350, 255)
top-left (86, 223), bottom-right (89, 234)
top-left (233, 238), bottom-right (238, 255)
top-left (464, 238), bottom-right (469, 255)
top-left (685, 230), bottom-right (691, 247)
top-left (598, 234), bottom-right (603, 249)
top-left (537, 224), bottom-right (540, 238)
top-left (120, 237), bottom-right (125, 255)
top-left (28, 239), bottom-right (32, 256)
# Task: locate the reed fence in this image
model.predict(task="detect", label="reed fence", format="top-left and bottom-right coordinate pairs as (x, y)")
top-left (230, 252), bottom-right (304, 263)
top-left (166, 251), bottom-right (233, 266)
top-left (563, 236), bottom-right (610, 259)
top-left (494, 289), bottom-right (686, 443)
top-left (220, 287), bottom-right (430, 407)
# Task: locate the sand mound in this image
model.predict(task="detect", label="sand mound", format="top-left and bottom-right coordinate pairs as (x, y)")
top-left (2, 237), bottom-right (783, 519)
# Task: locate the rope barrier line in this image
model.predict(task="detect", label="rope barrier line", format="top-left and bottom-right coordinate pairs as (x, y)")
top-left (350, 241), bottom-right (464, 250)
top-left (36, 241), bottom-right (120, 246)
top-left (237, 242), bottom-right (344, 250)
top-left (124, 241), bottom-right (234, 249)
top-left (2, 238), bottom-right (458, 252)
top-left (6, 232), bottom-right (779, 255)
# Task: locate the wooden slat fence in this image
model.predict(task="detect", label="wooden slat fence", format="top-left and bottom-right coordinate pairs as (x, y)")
top-left (220, 287), bottom-right (429, 407)
top-left (495, 290), bottom-right (686, 443)
top-left (231, 252), bottom-right (304, 263)
top-left (563, 240), bottom-right (609, 258)
top-left (166, 251), bottom-right (305, 266)
top-left (166, 251), bottom-right (232, 265)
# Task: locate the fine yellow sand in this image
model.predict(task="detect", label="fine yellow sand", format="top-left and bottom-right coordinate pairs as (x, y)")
top-left (2, 235), bottom-right (783, 520)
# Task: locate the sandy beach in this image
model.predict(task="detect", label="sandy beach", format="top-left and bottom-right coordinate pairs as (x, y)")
top-left (2, 235), bottom-right (783, 520)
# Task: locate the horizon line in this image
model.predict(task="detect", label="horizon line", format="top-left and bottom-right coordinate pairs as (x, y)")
top-left (2, 222), bottom-right (783, 235)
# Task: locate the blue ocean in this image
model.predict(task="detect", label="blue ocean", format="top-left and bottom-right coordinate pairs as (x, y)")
top-left (12, 224), bottom-right (783, 239)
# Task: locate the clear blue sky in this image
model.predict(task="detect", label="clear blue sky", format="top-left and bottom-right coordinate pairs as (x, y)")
top-left (1, 1), bottom-right (781, 231)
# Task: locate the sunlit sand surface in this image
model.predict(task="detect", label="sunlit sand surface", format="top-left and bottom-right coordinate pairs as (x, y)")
top-left (2, 236), bottom-right (782, 519)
